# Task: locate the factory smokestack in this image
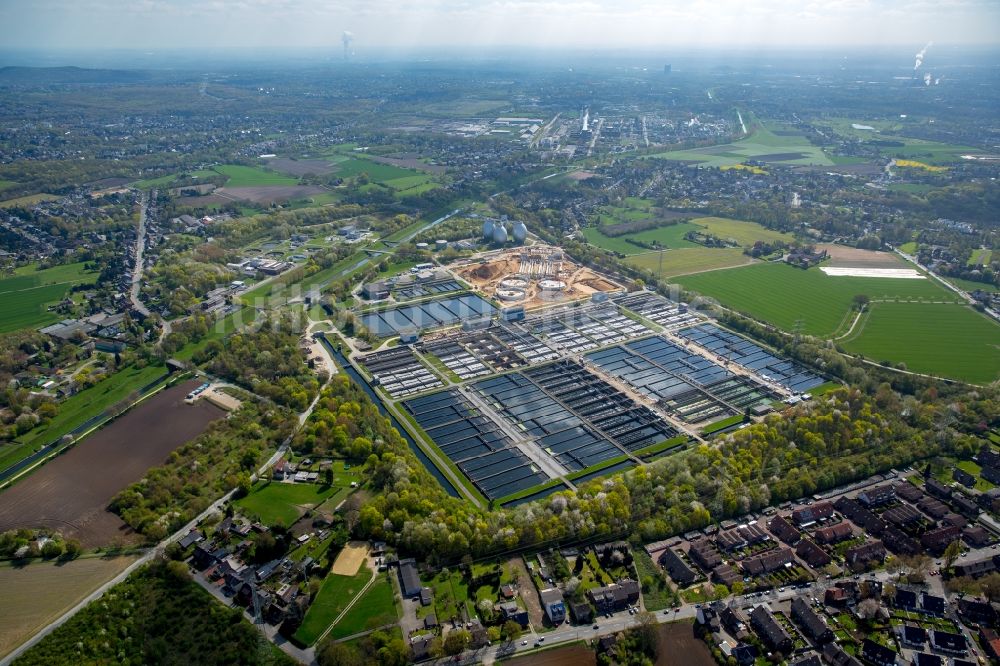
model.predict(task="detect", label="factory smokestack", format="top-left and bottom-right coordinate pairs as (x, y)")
top-left (342, 31), bottom-right (354, 61)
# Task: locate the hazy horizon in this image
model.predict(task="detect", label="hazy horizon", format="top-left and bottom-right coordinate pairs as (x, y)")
top-left (1, 0), bottom-right (999, 55)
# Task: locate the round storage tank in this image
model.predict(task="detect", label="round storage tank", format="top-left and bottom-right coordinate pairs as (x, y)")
top-left (492, 224), bottom-right (508, 244)
top-left (482, 219), bottom-right (495, 240)
top-left (435, 239), bottom-right (448, 251)
top-left (415, 242), bottom-right (429, 250)
top-left (512, 221), bottom-right (528, 243)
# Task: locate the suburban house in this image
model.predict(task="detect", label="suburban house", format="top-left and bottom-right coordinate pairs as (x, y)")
top-left (791, 597), bottom-right (832, 644)
top-left (750, 605), bottom-right (793, 654)
top-left (587, 579), bottom-right (640, 615)
top-left (540, 588), bottom-right (566, 624)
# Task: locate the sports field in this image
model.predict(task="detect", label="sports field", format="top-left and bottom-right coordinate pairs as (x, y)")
top-left (212, 164), bottom-right (298, 187)
top-left (0, 262), bottom-right (99, 333)
top-left (293, 566), bottom-right (372, 645)
top-left (841, 302), bottom-right (1000, 384)
top-left (627, 247), bottom-right (754, 278)
top-left (325, 573), bottom-right (398, 640)
top-left (0, 556), bottom-right (138, 660)
top-left (234, 481), bottom-right (338, 526)
top-left (676, 262), bottom-right (957, 336)
top-left (331, 541), bottom-right (369, 576)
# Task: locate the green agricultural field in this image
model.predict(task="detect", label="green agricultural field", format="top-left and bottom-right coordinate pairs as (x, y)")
top-left (627, 247), bottom-right (753, 278)
top-left (212, 164), bottom-right (298, 187)
top-left (676, 262), bottom-right (956, 337)
top-left (325, 573), bottom-right (399, 640)
top-left (888, 141), bottom-right (977, 165)
top-left (234, 482), bottom-right (338, 526)
top-left (0, 262), bottom-right (100, 333)
top-left (650, 121), bottom-right (833, 167)
top-left (0, 179), bottom-right (15, 191)
top-left (383, 174), bottom-right (434, 191)
top-left (294, 566), bottom-right (372, 646)
top-left (585, 217), bottom-right (791, 256)
top-left (330, 158), bottom-right (417, 182)
top-left (582, 223), bottom-right (700, 255)
top-left (4, 364), bottom-right (168, 469)
top-left (841, 302), bottom-right (1000, 384)
top-left (0, 193), bottom-right (60, 209)
top-left (693, 217), bottom-right (795, 246)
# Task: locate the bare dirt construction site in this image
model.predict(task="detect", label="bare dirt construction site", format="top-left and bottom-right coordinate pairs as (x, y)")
top-left (0, 555), bottom-right (138, 659)
top-left (0, 380), bottom-right (223, 547)
top-left (455, 247), bottom-right (624, 309)
top-left (818, 244), bottom-right (907, 268)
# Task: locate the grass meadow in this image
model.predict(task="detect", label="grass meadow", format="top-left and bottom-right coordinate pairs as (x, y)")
top-left (840, 302), bottom-right (1000, 384)
top-left (234, 481), bottom-right (338, 526)
top-left (0, 262), bottom-right (100, 333)
top-left (676, 262), bottom-right (956, 337)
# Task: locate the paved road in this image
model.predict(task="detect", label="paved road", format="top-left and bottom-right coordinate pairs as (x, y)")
top-left (129, 191), bottom-right (151, 317)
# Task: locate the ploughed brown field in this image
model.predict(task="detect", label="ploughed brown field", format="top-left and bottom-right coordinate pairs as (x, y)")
top-left (656, 621), bottom-right (715, 666)
top-left (503, 644), bottom-right (597, 666)
top-left (0, 380), bottom-right (223, 547)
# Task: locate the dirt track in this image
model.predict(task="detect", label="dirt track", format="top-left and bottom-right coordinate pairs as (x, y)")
top-left (0, 380), bottom-right (223, 547)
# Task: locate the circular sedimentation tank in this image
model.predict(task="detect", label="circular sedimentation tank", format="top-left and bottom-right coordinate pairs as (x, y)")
top-left (498, 277), bottom-right (529, 290)
top-left (538, 279), bottom-right (567, 291)
top-left (496, 288), bottom-right (526, 302)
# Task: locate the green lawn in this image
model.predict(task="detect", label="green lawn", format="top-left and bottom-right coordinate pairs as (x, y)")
top-left (677, 262), bottom-right (956, 337)
top-left (1, 364), bottom-right (167, 471)
top-left (632, 549), bottom-right (676, 611)
top-left (234, 482), bottom-right (338, 526)
top-left (0, 262), bottom-right (100, 333)
top-left (294, 566), bottom-right (372, 646)
top-left (326, 573), bottom-right (399, 640)
top-left (627, 247), bottom-right (754, 278)
top-left (213, 164), bottom-right (298, 187)
top-left (968, 249), bottom-right (993, 267)
top-left (426, 568), bottom-right (473, 622)
top-left (841, 302), bottom-right (1000, 384)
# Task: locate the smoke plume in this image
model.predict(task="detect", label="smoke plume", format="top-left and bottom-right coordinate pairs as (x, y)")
top-left (914, 41), bottom-right (932, 70)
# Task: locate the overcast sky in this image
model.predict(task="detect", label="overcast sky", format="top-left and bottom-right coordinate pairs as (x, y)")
top-left (1, 0), bottom-right (998, 52)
